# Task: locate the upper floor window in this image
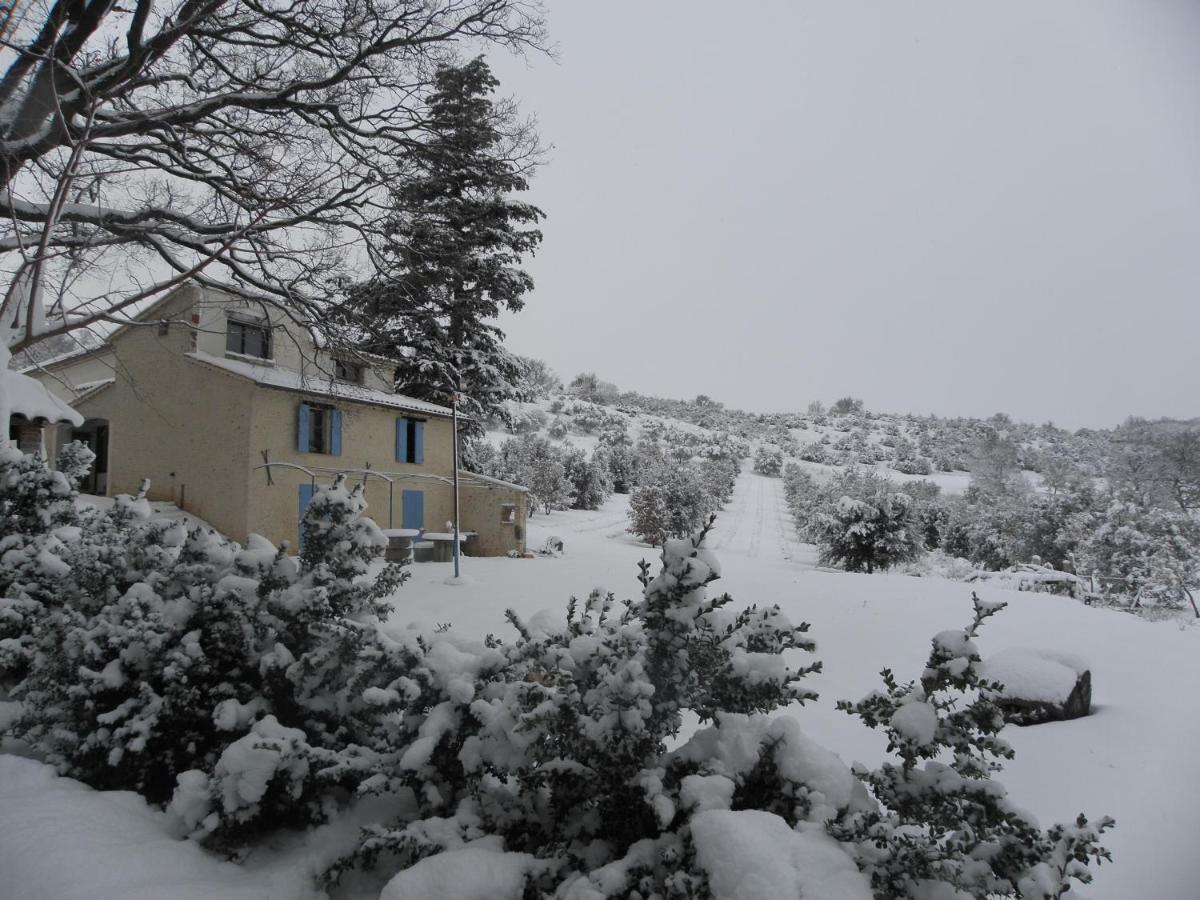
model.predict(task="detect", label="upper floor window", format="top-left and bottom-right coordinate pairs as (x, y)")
top-left (334, 358), bottom-right (363, 383)
top-left (226, 318), bottom-right (271, 359)
top-left (297, 402), bottom-right (342, 456)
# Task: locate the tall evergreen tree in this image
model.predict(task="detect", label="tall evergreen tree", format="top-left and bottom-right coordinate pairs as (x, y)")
top-left (344, 56), bottom-right (543, 433)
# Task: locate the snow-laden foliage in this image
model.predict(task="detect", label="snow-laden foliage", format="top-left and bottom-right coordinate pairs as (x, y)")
top-left (483, 434), bottom-right (571, 514)
top-left (626, 466), bottom-right (712, 546)
top-left (1, 453), bottom-right (407, 841)
top-left (811, 471), bottom-right (923, 573)
top-left (562, 446), bottom-right (614, 511)
top-left (330, 519), bottom-right (848, 896)
top-left (1069, 500), bottom-right (1199, 615)
top-left (752, 444), bottom-right (784, 477)
top-left (834, 594), bottom-right (1114, 899)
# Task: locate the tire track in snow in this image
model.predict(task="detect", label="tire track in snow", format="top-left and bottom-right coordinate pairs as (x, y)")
top-left (771, 476), bottom-right (801, 561)
top-left (745, 472), bottom-right (765, 559)
top-left (709, 466), bottom-right (750, 552)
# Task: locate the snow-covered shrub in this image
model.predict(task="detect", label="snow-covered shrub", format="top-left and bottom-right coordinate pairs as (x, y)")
top-left (834, 594), bottom-right (1114, 898)
top-left (753, 444), bottom-right (784, 477)
top-left (0, 442), bottom-right (95, 682)
top-left (506, 407), bottom-right (547, 435)
top-left (2, 453), bottom-right (409, 840)
top-left (626, 464), bottom-right (711, 546)
top-left (831, 396), bottom-right (865, 415)
top-left (562, 447), bottom-right (613, 511)
top-left (1070, 501), bottom-right (1199, 615)
top-left (0, 441), bottom-right (91, 541)
top-left (812, 472), bottom-right (922, 573)
top-left (599, 432), bottom-right (637, 494)
top-left (331, 521), bottom-right (861, 897)
top-left (892, 455), bottom-right (933, 476)
top-left (698, 456), bottom-right (739, 508)
top-left (797, 440), bottom-right (831, 465)
top-left (487, 434), bottom-right (571, 514)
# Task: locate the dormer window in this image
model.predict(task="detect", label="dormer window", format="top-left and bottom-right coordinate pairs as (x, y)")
top-left (334, 358), bottom-right (363, 383)
top-left (226, 317), bottom-right (271, 360)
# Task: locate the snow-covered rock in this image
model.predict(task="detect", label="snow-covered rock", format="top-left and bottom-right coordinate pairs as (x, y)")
top-left (981, 647), bottom-right (1092, 725)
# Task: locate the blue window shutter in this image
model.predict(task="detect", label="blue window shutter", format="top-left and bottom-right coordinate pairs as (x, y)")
top-left (413, 420), bottom-right (424, 464)
top-left (330, 409), bottom-right (342, 456)
top-left (395, 416), bottom-right (408, 462)
top-left (402, 489), bottom-right (424, 530)
top-left (297, 404), bottom-right (311, 453)
top-left (298, 483), bottom-right (315, 553)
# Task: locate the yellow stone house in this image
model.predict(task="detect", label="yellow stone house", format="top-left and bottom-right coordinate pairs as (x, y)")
top-left (20, 283), bottom-right (529, 557)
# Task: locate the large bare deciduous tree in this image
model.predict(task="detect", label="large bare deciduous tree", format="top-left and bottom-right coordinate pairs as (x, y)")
top-left (0, 0), bottom-right (545, 359)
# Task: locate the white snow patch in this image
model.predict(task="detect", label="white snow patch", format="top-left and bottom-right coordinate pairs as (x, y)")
top-left (690, 809), bottom-right (872, 900)
top-left (379, 845), bottom-right (539, 900)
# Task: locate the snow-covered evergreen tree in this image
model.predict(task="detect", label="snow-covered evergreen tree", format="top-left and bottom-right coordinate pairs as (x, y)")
top-left (338, 56), bottom-right (543, 433)
top-left (813, 472), bottom-right (922, 573)
top-left (626, 465), bottom-right (711, 546)
top-left (562, 446), bottom-right (613, 510)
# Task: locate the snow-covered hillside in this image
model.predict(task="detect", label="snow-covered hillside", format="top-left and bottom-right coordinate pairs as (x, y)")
top-left (3, 464), bottom-right (1197, 899)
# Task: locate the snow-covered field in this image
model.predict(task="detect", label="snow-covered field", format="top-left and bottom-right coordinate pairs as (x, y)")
top-left (3, 468), bottom-right (1198, 898)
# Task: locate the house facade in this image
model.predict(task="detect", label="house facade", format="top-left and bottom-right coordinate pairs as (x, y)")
top-left (22, 283), bottom-right (528, 556)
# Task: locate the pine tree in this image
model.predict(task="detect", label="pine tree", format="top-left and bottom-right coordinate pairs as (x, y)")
top-left (343, 56), bottom-right (543, 433)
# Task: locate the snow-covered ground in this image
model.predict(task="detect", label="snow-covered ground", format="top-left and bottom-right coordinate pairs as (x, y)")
top-left (4, 468), bottom-right (1198, 898)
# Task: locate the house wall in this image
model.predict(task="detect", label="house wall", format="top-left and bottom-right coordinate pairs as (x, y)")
top-left (57, 304), bottom-right (258, 542)
top-left (460, 482), bottom-right (528, 556)
top-left (192, 288), bottom-right (394, 392)
top-left (31, 349), bottom-right (117, 398)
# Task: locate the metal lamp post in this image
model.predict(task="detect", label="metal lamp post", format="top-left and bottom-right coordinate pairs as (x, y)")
top-left (451, 391), bottom-right (462, 579)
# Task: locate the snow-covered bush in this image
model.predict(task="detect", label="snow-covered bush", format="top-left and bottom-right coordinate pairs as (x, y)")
top-left (812, 472), bottom-right (922, 573)
top-left (753, 444), bottom-right (784, 477)
top-left (698, 456), bottom-right (739, 508)
top-left (626, 464), bottom-right (711, 546)
top-left (2, 452), bottom-right (409, 841)
top-left (331, 521), bottom-right (861, 897)
top-left (486, 434), bottom-right (571, 514)
top-left (562, 446), bottom-right (613, 511)
top-left (892, 455), bottom-right (933, 476)
top-left (330, 528), bottom-right (1114, 899)
top-left (598, 431), bottom-right (637, 494)
top-left (834, 594), bottom-right (1114, 898)
top-left (1070, 501), bottom-right (1199, 615)
top-left (798, 440), bottom-right (832, 465)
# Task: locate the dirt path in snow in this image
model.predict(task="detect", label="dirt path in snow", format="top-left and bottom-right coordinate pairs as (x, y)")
top-left (708, 467), bottom-right (808, 564)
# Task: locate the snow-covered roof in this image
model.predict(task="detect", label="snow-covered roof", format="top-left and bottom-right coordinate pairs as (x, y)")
top-left (187, 351), bottom-right (453, 417)
top-left (16, 342), bottom-right (111, 374)
top-left (463, 470), bottom-right (530, 493)
top-left (2, 367), bottom-right (84, 426)
top-left (71, 379), bottom-right (115, 402)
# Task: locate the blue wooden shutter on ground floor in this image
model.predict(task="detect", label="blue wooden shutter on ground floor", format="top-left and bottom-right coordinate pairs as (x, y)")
top-left (413, 420), bottom-right (424, 464)
top-left (297, 483), bottom-right (315, 553)
top-left (395, 416), bottom-right (407, 462)
top-left (297, 403), bottom-right (311, 452)
top-left (401, 489), bottom-right (424, 530)
top-left (330, 409), bottom-right (342, 456)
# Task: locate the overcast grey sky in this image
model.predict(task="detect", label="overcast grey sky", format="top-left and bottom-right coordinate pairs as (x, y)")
top-left (490, 1), bottom-right (1200, 429)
